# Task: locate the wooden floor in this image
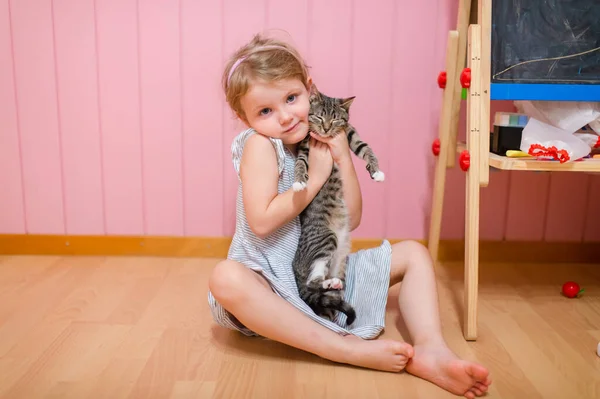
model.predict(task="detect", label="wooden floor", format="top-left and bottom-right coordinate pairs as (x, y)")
top-left (0, 256), bottom-right (599, 398)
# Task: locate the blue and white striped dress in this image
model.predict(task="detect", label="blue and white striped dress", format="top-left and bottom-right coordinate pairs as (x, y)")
top-left (208, 128), bottom-right (392, 339)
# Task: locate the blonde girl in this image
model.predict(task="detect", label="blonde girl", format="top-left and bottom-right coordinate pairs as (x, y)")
top-left (208, 33), bottom-right (491, 399)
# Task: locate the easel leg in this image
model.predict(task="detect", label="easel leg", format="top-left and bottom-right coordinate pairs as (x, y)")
top-left (447, 0), bottom-right (473, 169)
top-left (428, 31), bottom-right (459, 261)
top-left (464, 24), bottom-right (482, 341)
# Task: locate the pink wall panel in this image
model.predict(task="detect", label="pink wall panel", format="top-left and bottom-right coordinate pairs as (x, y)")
top-left (10, 0), bottom-right (65, 234)
top-left (222, 0), bottom-right (266, 236)
top-left (350, 0), bottom-right (394, 238)
top-left (583, 175), bottom-right (600, 242)
top-left (544, 173), bottom-right (590, 242)
top-left (138, 0), bottom-right (184, 236)
top-left (424, 0), bottom-right (455, 240)
top-left (95, 0), bottom-right (145, 235)
top-left (266, 0), bottom-right (308, 57)
top-left (478, 101), bottom-right (516, 240)
top-left (479, 171), bottom-right (511, 240)
top-left (180, 0), bottom-right (225, 236)
top-left (440, 168), bottom-right (466, 240)
top-left (307, 0), bottom-right (352, 97)
top-left (0, 0), bottom-right (25, 233)
top-left (53, 0), bottom-right (105, 234)
top-left (504, 172), bottom-right (551, 241)
top-left (0, 0), bottom-right (598, 244)
top-left (388, 1), bottom-right (441, 239)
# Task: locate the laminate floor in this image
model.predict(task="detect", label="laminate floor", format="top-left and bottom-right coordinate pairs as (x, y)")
top-left (0, 255), bottom-right (599, 398)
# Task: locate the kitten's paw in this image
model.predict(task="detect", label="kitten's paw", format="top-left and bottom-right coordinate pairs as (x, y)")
top-left (323, 278), bottom-right (343, 290)
top-left (372, 171), bottom-right (385, 182)
top-left (293, 181), bottom-right (308, 192)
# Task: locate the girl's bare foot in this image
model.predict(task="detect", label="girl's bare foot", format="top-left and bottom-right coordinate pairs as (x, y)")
top-left (406, 343), bottom-right (491, 398)
top-left (337, 335), bottom-right (414, 372)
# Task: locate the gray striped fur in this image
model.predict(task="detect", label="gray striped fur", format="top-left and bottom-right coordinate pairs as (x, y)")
top-left (291, 85), bottom-right (384, 325)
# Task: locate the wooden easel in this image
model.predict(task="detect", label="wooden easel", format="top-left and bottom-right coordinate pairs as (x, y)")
top-left (428, 0), bottom-right (600, 341)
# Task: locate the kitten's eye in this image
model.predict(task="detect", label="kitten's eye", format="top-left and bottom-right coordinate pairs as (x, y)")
top-left (259, 108), bottom-right (271, 116)
top-left (309, 115), bottom-right (324, 124)
top-left (287, 94), bottom-right (297, 103)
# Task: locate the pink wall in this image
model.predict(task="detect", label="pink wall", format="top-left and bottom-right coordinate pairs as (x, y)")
top-left (1, 0), bottom-right (599, 241)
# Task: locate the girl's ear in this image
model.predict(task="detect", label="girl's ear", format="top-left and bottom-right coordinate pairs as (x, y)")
top-left (236, 112), bottom-right (250, 127)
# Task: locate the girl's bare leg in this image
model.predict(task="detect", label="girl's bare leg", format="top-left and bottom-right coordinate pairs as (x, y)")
top-left (209, 260), bottom-right (413, 372)
top-left (389, 240), bottom-right (492, 399)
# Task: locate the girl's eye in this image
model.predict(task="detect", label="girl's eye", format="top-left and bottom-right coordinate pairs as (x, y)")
top-left (287, 94), bottom-right (296, 103)
top-left (259, 108), bottom-right (271, 116)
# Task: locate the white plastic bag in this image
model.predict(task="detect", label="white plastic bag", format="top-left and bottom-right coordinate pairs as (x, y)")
top-left (589, 119), bottom-right (600, 135)
top-left (574, 130), bottom-right (600, 150)
top-left (515, 100), bottom-right (600, 132)
top-left (520, 118), bottom-right (591, 163)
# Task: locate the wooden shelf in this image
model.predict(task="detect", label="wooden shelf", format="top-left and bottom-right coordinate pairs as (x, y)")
top-left (457, 142), bottom-right (600, 172)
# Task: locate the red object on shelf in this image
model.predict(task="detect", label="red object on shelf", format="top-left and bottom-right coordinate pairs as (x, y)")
top-left (528, 143), bottom-right (570, 163)
top-left (460, 68), bottom-right (471, 88)
top-left (437, 71), bottom-right (447, 88)
top-left (432, 139), bottom-right (441, 156)
top-left (562, 281), bottom-right (584, 298)
top-left (459, 150), bottom-right (470, 171)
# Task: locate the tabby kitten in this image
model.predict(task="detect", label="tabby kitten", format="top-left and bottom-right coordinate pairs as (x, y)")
top-left (291, 85), bottom-right (385, 326)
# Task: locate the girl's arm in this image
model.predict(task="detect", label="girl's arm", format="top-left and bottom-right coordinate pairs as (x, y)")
top-left (240, 133), bottom-right (332, 238)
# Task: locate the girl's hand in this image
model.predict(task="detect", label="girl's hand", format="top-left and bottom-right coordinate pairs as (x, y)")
top-left (310, 131), bottom-right (351, 164)
top-left (307, 137), bottom-right (333, 186)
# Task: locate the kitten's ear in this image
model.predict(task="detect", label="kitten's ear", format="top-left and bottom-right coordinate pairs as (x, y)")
top-left (309, 84), bottom-right (322, 101)
top-left (340, 96), bottom-right (355, 112)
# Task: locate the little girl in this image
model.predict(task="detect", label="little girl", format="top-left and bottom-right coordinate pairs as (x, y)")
top-left (208, 33), bottom-right (492, 399)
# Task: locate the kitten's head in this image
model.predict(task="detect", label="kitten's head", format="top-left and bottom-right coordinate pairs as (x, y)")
top-left (308, 85), bottom-right (355, 138)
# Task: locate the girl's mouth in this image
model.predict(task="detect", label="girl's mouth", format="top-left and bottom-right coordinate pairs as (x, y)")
top-left (284, 121), bottom-right (300, 133)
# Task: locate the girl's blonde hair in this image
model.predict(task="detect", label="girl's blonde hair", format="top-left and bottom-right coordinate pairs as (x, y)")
top-left (222, 33), bottom-right (310, 121)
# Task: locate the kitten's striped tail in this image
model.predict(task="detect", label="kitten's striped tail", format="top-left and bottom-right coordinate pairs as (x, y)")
top-left (301, 287), bottom-right (356, 325)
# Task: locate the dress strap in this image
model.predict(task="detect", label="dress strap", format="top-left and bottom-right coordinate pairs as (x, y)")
top-left (231, 128), bottom-right (286, 179)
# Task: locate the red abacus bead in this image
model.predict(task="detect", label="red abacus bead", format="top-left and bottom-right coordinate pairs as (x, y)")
top-left (437, 71), bottom-right (447, 88)
top-left (432, 138), bottom-right (441, 156)
top-left (459, 150), bottom-right (470, 171)
top-left (460, 68), bottom-right (471, 88)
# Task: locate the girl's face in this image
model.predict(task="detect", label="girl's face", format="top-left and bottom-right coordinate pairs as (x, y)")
top-left (240, 77), bottom-right (311, 146)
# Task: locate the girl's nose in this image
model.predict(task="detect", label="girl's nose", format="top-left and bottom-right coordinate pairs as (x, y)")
top-left (280, 112), bottom-right (293, 125)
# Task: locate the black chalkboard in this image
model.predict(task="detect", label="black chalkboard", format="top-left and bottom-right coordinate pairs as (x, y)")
top-left (491, 0), bottom-right (600, 84)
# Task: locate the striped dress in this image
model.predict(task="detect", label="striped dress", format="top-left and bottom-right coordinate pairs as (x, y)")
top-left (207, 128), bottom-right (392, 339)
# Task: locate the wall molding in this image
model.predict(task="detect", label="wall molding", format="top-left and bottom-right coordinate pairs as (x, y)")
top-left (0, 234), bottom-right (598, 263)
